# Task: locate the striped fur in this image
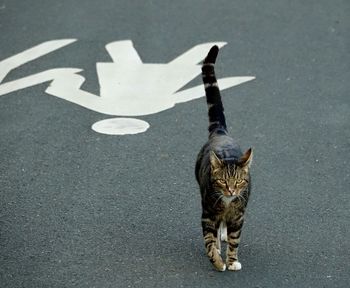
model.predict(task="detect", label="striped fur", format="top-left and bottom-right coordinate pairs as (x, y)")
top-left (201, 45), bottom-right (227, 134)
top-left (195, 46), bottom-right (253, 272)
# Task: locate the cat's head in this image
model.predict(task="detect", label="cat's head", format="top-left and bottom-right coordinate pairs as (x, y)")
top-left (210, 148), bottom-right (253, 197)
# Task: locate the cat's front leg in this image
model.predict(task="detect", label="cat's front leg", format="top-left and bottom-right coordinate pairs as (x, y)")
top-left (226, 218), bottom-right (244, 271)
top-left (201, 217), bottom-right (226, 271)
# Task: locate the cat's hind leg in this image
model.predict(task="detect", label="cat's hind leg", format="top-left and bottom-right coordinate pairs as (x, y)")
top-left (216, 227), bottom-right (221, 255)
top-left (219, 221), bottom-right (228, 242)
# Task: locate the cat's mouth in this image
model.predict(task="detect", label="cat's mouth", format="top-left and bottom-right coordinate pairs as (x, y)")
top-left (223, 190), bottom-right (237, 197)
top-left (221, 195), bottom-right (237, 206)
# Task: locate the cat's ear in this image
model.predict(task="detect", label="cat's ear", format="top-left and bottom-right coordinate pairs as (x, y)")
top-left (238, 148), bottom-right (253, 169)
top-left (210, 151), bottom-right (223, 171)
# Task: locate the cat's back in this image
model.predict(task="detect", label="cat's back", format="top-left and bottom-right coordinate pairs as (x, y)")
top-left (195, 134), bottom-right (242, 182)
top-left (210, 134), bottom-right (242, 161)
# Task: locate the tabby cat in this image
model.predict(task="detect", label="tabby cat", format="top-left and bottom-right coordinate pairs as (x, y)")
top-left (195, 45), bottom-right (253, 271)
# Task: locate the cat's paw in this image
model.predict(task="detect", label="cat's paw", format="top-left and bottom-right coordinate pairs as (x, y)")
top-left (211, 254), bottom-right (226, 271)
top-left (212, 258), bottom-right (226, 272)
top-left (227, 261), bottom-right (242, 271)
top-left (216, 263), bottom-right (226, 272)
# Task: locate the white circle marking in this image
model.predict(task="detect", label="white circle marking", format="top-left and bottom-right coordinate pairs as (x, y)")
top-left (91, 118), bottom-right (150, 135)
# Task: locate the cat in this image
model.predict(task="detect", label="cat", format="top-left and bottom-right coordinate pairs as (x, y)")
top-left (195, 45), bottom-right (253, 271)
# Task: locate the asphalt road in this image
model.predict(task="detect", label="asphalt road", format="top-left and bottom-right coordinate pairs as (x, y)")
top-left (1, 1), bottom-right (349, 287)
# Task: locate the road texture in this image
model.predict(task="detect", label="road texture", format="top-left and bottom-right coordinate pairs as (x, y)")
top-left (0, 0), bottom-right (349, 287)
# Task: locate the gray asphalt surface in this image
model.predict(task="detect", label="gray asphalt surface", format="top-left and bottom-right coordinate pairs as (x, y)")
top-left (1, 1), bottom-right (349, 287)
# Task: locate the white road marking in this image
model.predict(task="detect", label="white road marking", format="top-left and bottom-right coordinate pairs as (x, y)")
top-left (91, 118), bottom-right (149, 135)
top-left (0, 39), bottom-right (77, 83)
top-left (0, 40), bottom-right (255, 135)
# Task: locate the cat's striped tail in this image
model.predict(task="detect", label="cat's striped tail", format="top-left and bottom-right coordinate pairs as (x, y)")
top-left (201, 45), bottom-right (227, 135)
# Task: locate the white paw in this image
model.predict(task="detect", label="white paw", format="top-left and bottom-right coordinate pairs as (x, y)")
top-left (228, 261), bottom-right (242, 271)
top-left (219, 264), bottom-right (226, 272)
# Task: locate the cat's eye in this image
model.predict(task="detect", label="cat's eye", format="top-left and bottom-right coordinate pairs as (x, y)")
top-left (216, 179), bottom-right (226, 185)
top-left (236, 179), bottom-right (246, 185)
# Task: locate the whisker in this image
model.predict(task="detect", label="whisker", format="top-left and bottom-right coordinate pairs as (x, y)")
top-left (213, 194), bottom-right (224, 208)
top-left (237, 194), bottom-right (247, 207)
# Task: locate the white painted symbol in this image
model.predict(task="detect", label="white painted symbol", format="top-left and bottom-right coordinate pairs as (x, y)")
top-left (91, 118), bottom-right (150, 135)
top-left (0, 39), bottom-right (255, 135)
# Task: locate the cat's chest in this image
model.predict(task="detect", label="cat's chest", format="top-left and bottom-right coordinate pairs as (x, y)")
top-left (214, 198), bottom-right (244, 220)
